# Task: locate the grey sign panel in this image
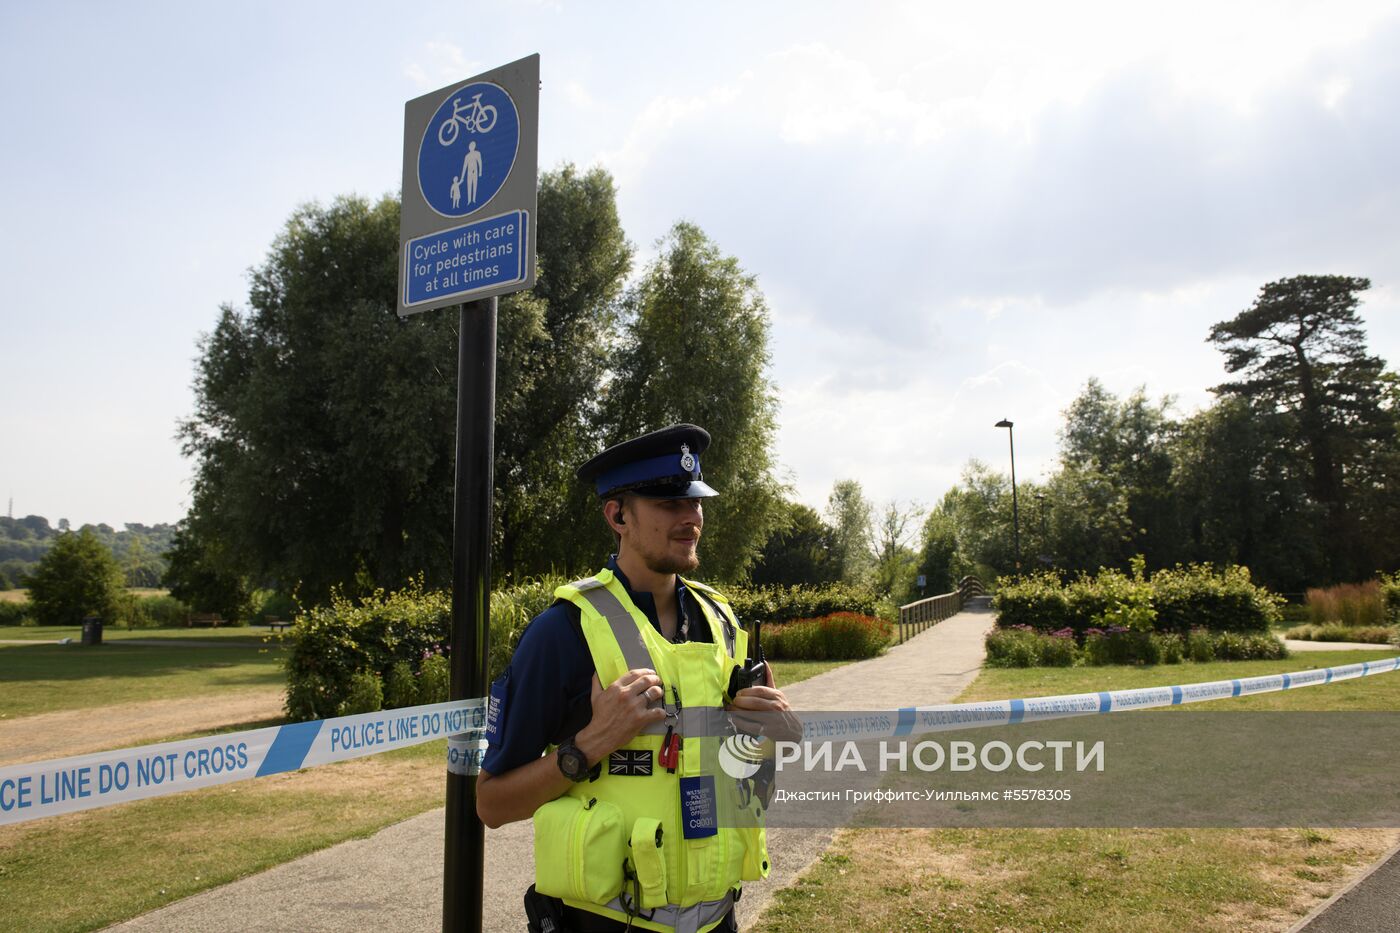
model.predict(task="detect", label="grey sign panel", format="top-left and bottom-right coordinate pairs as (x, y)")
top-left (398, 53), bottom-right (539, 317)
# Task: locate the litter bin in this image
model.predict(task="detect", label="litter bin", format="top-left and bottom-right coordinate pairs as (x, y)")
top-left (81, 616), bottom-right (103, 646)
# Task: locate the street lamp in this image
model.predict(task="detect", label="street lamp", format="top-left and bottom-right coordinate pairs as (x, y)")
top-left (1034, 492), bottom-right (1048, 566)
top-left (995, 419), bottom-right (1021, 572)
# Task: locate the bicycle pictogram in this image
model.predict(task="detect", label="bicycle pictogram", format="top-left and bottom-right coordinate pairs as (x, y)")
top-left (438, 93), bottom-right (498, 146)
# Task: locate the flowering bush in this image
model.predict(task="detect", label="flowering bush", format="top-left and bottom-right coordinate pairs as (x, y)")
top-left (762, 612), bottom-right (891, 660)
top-left (984, 626), bottom-right (1076, 668)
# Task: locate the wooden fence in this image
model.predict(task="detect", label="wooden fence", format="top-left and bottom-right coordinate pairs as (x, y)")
top-left (895, 576), bottom-right (986, 643)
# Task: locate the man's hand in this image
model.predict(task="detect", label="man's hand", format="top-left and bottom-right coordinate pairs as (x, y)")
top-left (576, 669), bottom-right (668, 764)
top-left (727, 664), bottom-right (802, 743)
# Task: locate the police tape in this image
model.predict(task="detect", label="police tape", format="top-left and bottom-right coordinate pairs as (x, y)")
top-left (795, 655), bottom-right (1400, 743)
top-left (0, 698), bottom-right (487, 827)
top-left (5, 656), bottom-right (1399, 827)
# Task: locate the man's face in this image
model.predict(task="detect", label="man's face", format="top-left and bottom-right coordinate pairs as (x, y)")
top-left (616, 495), bottom-right (703, 575)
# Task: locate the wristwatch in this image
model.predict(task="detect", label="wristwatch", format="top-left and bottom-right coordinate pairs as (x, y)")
top-left (557, 739), bottom-right (601, 783)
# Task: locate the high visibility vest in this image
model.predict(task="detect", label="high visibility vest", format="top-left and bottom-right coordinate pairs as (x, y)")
top-left (535, 569), bottom-right (771, 933)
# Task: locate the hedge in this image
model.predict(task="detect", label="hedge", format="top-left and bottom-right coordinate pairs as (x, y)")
top-left (993, 564), bottom-right (1282, 635)
top-left (282, 576), bottom-right (885, 719)
top-left (282, 575), bottom-right (563, 721)
top-left (725, 582), bottom-right (878, 627)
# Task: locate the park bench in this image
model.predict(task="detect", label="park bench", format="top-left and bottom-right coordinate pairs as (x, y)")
top-left (265, 617), bottom-right (292, 633)
top-left (188, 613), bottom-right (224, 628)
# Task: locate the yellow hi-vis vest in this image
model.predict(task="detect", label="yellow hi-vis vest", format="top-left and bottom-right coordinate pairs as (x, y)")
top-left (532, 569), bottom-right (771, 933)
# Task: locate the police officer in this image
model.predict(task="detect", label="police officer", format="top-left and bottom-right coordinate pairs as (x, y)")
top-left (478, 423), bottom-right (791, 932)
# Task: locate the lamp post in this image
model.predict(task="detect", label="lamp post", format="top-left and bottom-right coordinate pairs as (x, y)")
top-left (995, 419), bottom-right (1021, 572)
top-left (1034, 492), bottom-right (1048, 566)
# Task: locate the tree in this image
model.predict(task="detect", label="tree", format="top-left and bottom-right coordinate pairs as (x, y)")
top-left (1208, 275), bottom-right (1392, 581)
top-left (1059, 379), bottom-right (1179, 569)
top-left (178, 167), bottom-right (636, 601)
top-left (1171, 397), bottom-right (1322, 591)
top-left (749, 500), bottom-right (839, 586)
top-left (25, 528), bottom-right (123, 626)
top-left (163, 525), bottom-right (252, 621)
top-left (494, 165), bottom-right (634, 579)
top-left (916, 508), bottom-right (959, 594)
top-left (825, 479), bottom-right (873, 584)
top-left (871, 500), bottom-right (925, 602)
top-left (606, 222), bottom-right (785, 581)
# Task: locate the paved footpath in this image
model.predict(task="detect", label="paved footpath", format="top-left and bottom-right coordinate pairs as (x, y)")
top-left (106, 604), bottom-right (997, 932)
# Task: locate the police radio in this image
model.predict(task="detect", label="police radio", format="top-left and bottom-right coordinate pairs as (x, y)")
top-left (726, 620), bottom-right (768, 700)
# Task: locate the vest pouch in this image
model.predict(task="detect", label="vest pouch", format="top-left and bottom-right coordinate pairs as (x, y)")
top-left (739, 824), bottom-right (770, 881)
top-left (629, 817), bottom-right (668, 909)
top-left (534, 795), bottom-right (627, 904)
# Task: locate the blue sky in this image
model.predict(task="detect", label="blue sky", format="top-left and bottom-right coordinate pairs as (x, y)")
top-left (3, 0), bottom-right (1399, 527)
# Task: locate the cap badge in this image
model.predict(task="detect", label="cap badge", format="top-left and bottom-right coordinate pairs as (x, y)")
top-left (679, 444), bottom-right (696, 473)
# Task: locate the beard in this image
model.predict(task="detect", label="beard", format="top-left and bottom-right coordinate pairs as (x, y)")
top-left (638, 537), bottom-right (701, 575)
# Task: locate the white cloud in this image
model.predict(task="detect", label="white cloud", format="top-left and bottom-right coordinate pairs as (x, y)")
top-left (402, 41), bottom-right (481, 91)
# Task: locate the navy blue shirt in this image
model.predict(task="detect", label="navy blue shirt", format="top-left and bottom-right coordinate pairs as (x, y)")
top-left (482, 558), bottom-right (716, 776)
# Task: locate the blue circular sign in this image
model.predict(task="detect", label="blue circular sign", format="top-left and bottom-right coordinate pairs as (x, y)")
top-left (417, 81), bottom-right (519, 218)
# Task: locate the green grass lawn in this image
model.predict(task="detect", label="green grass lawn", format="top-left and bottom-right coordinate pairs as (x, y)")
top-left (0, 635), bottom-right (286, 718)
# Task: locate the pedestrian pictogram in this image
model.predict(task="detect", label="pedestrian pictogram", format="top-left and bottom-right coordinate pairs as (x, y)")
top-left (417, 81), bottom-right (519, 219)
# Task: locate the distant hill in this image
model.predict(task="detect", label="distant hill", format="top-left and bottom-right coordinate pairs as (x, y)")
top-left (0, 516), bottom-right (176, 589)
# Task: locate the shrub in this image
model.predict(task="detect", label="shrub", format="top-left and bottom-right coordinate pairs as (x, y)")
top-left (281, 575), bottom-right (564, 721)
top-left (1306, 582), bottom-right (1386, 628)
top-left (384, 660), bottom-right (419, 709)
top-left (0, 600), bottom-right (32, 626)
top-left (1156, 632), bottom-right (1184, 664)
top-left (1285, 623), bottom-right (1397, 644)
top-left (984, 626), bottom-right (1076, 668)
top-left (252, 590), bottom-right (299, 623)
top-left (337, 672), bottom-right (384, 716)
top-left (1185, 628), bottom-right (1215, 663)
top-left (994, 563), bottom-right (1281, 635)
top-left (1151, 564), bottom-right (1280, 633)
top-left (419, 653), bottom-right (451, 704)
top-left (762, 613), bottom-right (890, 660)
top-left (115, 593), bottom-right (192, 629)
top-left (726, 583), bottom-right (879, 627)
top-left (1382, 573), bottom-right (1400, 626)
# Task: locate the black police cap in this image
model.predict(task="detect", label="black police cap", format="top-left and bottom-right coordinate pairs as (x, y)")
top-left (577, 424), bottom-right (719, 499)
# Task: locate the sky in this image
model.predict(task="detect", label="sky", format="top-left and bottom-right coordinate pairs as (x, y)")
top-left (3, 0), bottom-right (1399, 529)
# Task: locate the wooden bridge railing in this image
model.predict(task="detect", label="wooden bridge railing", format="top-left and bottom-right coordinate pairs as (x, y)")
top-left (895, 576), bottom-right (986, 644)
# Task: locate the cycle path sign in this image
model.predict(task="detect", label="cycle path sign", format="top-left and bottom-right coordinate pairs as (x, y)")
top-left (398, 53), bottom-right (538, 317)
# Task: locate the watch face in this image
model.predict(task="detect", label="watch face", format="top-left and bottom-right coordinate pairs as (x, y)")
top-left (558, 745), bottom-right (587, 781)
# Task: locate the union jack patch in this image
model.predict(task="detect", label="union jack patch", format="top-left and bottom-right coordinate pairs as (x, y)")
top-left (609, 749), bottom-right (654, 776)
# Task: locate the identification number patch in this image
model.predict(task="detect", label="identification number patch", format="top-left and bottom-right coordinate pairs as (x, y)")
top-left (680, 775), bottom-right (718, 838)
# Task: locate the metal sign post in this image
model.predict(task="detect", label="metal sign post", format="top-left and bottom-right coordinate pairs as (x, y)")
top-left (398, 53), bottom-right (539, 933)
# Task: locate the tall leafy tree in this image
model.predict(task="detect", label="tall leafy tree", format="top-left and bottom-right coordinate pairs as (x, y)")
top-left (26, 528), bottom-right (123, 626)
top-left (748, 500), bottom-right (839, 586)
top-left (1208, 275), bottom-right (1392, 581)
top-left (605, 222), bottom-right (784, 581)
top-left (495, 166), bottom-right (633, 578)
top-left (825, 479), bottom-right (874, 584)
top-left (871, 500), bottom-right (925, 602)
top-left (179, 167), bottom-right (634, 601)
top-left (1171, 397), bottom-right (1322, 590)
top-left (1059, 379), bottom-right (1179, 569)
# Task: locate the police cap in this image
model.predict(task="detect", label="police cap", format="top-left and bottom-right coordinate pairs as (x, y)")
top-left (577, 423), bottom-right (719, 499)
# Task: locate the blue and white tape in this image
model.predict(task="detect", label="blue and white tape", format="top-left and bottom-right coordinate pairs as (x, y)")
top-left (0, 698), bottom-right (486, 826)
top-left (796, 656), bottom-right (1400, 743)
top-left (4, 657), bottom-right (1398, 827)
